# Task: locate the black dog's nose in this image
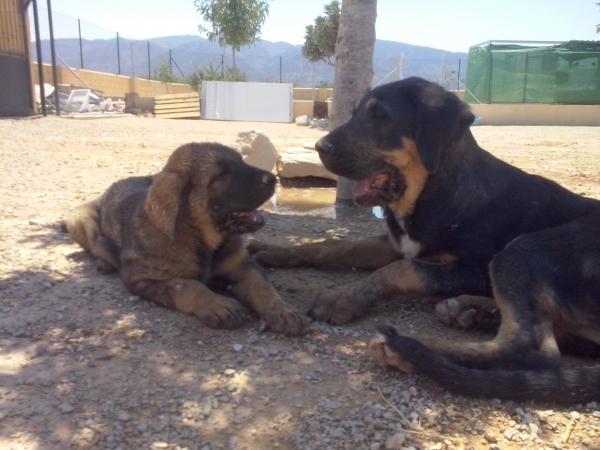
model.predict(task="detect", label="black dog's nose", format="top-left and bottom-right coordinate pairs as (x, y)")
top-left (315, 138), bottom-right (333, 155)
top-left (261, 172), bottom-right (276, 186)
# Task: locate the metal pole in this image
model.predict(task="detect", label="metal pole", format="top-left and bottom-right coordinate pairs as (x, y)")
top-left (221, 55), bottom-right (224, 79)
top-left (147, 42), bottom-right (151, 79)
top-left (399, 54), bottom-right (404, 80)
top-left (47, 0), bottom-right (60, 116)
top-left (457, 59), bottom-right (461, 90)
top-left (32, 0), bottom-right (46, 116)
top-left (78, 19), bottom-right (83, 69)
top-left (169, 49), bottom-right (172, 77)
top-left (279, 56), bottom-right (282, 83)
top-left (117, 32), bottom-right (121, 75)
top-left (130, 41), bottom-right (136, 92)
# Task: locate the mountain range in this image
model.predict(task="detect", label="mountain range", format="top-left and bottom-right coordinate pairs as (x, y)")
top-left (34, 34), bottom-right (468, 88)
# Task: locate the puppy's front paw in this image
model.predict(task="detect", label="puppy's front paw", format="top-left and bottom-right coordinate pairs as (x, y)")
top-left (246, 241), bottom-right (273, 255)
top-left (262, 305), bottom-right (310, 336)
top-left (196, 296), bottom-right (250, 330)
top-left (367, 335), bottom-right (417, 374)
top-left (307, 289), bottom-right (364, 325)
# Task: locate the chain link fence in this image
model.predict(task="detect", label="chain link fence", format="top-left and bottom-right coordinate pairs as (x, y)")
top-left (30, 6), bottom-right (466, 89)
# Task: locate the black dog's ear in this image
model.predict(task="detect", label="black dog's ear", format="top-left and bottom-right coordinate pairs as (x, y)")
top-left (145, 147), bottom-right (192, 241)
top-left (414, 85), bottom-right (475, 173)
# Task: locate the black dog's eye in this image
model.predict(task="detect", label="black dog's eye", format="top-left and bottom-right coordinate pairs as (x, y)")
top-left (371, 106), bottom-right (386, 119)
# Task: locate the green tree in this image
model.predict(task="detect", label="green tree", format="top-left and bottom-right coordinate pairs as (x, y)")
top-left (153, 60), bottom-right (181, 83)
top-left (185, 63), bottom-right (247, 91)
top-left (316, 80), bottom-right (334, 88)
top-left (194, 0), bottom-right (269, 71)
top-left (301, 0), bottom-right (340, 67)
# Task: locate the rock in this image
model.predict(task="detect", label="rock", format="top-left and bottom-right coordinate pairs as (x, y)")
top-left (58, 403), bottom-right (74, 413)
top-left (32, 344), bottom-right (46, 357)
top-left (117, 411), bottom-right (131, 422)
top-left (503, 428), bottom-right (518, 440)
top-left (484, 430), bottom-right (497, 443)
top-left (310, 118), bottom-right (329, 130)
top-left (233, 344), bottom-right (244, 352)
top-left (233, 130), bottom-right (279, 172)
top-left (385, 432), bottom-right (406, 449)
top-left (295, 115), bottom-right (311, 126)
top-left (277, 147), bottom-right (337, 180)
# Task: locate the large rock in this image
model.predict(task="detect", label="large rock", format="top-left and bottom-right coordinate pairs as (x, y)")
top-left (277, 147), bottom-right (337, 180)
top-left (295, 115), bottom-right (311, 126)
top-left (233, 130), bottom-right (279, 173)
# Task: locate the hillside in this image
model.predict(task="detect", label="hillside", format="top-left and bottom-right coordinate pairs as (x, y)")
top-left (34, 35), bottom-right (468, 88)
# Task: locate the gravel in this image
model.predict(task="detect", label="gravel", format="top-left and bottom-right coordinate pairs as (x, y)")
top-left (1, 117), bottom-right (600, 449)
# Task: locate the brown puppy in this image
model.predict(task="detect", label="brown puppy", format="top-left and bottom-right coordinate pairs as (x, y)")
top-left (66, 142), bottom-right (308, 335)
top-left (249, 78), bottom-right (600, 403)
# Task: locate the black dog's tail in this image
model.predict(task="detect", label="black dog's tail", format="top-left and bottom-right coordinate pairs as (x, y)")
top-left (378, 326), bottom-right (600, 405)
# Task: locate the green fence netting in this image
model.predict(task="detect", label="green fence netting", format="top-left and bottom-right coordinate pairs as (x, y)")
top-left (465, 41), bottom-right (600, 104)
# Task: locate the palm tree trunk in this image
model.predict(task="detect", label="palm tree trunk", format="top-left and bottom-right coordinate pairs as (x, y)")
top-left (330, 0), bottom-right (377, 206)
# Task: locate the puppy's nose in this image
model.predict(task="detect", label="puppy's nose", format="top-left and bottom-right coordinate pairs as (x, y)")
top-left (262, 172), bottom-right (276, 186)
top-left (315, 138), bottom-right (333, 155)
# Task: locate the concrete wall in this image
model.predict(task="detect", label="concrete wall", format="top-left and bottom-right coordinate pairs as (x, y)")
top-left (32, 63), bottom-right (195, 99)
top-left (293, 87), bottom-right (334, 101)
top-left (29, 66), bottom-right (600, 125)
top-left (469, 103), bottom-right (600, 126)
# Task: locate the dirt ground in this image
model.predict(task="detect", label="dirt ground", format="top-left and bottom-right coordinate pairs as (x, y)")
top-left (1, 116), bottom-right (600, 450)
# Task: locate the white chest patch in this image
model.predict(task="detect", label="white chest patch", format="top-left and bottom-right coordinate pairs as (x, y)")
top-left (400, 234), bottom-right (421, 259)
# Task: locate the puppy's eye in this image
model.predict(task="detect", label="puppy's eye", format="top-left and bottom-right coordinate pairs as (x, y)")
top-left (210, 168), bottom-right (230, 185)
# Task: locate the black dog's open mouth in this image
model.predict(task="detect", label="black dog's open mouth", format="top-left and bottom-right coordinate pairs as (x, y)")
top-left (228, 210), bottom-right (265, 233)
top-left (352, 173), bottom-right (391, 207)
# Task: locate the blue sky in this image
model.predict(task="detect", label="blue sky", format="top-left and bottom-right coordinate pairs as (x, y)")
top-left (36, 0), bottom-right (600, 53)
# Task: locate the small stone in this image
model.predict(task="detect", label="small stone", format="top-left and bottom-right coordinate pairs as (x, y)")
top-left (32, 344), bottom-right (46, 357)
top-left (385, 432), bottom-right (405, 449)
top-left (250, 429), bottom-right (258, 436)
top-left (552, 442), bottom-right (563, 450)
top-left (306, 344), bottom-right (318, 355)
top-left (529, 423), bottom-right (539, 435)
top-left (370, 443), bottom-right (381, 450)
top-left (117, 411), bottom-right (131, 422)
top-left (503, 429), bottom-right (518, 441)
top-left (233, 344), bottom-right (244, 352)
top-left (151, 443), bottom-right (169, 449)
top-left (228, 436), bottom-right (239, 449)
top-left (569, 411), bottom-right (581, 420)
top-left (522, 412), bottom-right (534, 424)
top-left (224, 369), bottom-right (236, 377)
top-left (58, 403), bottom-right (74, 413)
top-left (484, 430), bottom-right (497, 443)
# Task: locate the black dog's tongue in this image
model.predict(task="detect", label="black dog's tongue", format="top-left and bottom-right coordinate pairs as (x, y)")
top-left (352, 173), bottom-right (391, 207)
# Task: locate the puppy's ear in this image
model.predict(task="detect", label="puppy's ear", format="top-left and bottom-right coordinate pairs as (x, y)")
top-left (145, 151), bottom-right (192, 241)
top-left (414, 86), bottom-right (475, 173)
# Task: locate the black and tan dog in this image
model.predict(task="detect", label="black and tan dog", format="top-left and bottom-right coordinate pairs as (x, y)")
top-left (66, 142), bottom-right (308, 335)
top-left (248, 77), bottom-right (600, 403)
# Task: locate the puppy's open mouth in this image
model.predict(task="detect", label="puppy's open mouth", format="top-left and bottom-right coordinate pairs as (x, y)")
top-left (228, 210), bottom-right (265, 233)
top-left (352, 173), bottom-right (391, 207)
